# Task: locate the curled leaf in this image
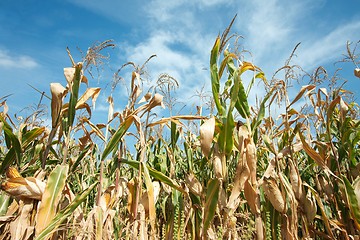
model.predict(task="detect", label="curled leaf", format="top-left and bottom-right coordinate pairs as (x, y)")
top-left (64, 67), bottom-right (76, 87)
top-left (246, 140), bottom-right (257, 185)
top-left (185, 173), bottom-right (203, 196)
top-left (76, 87), bottom-right (101, 110)
top-left (244, 180), bottom-right (259, 215)
top-left (50, 83), bottom-right (67, 128)
top-left (200, 117), bottom-right (215, 157)
top-left (227, 151), bottom-right (249, 211)
top-left (289, 160), bottom-right (303, 201)
top-left (288, 85), bottom-right (315, 109)
top-left (304, 189), bottom-right (317, 222)
top-left (212, 153), bottom-right (223, 180)
top-left (148, 93), bottom-right (165, 110)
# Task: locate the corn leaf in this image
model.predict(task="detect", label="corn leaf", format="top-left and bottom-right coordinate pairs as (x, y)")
top-left (0, 148), bottom-right (16, 174)
top-left (101, 115), bottom-right (135, 161)
top-left (252, 89), bottom-right (273, 136)
top-left (298, 131), bottom-right (326, 169)
top-left (36, 164), bottom-right (69, 237)
top-left (306, 184), bottom-right (335, 239)
top-left (287, 85), bottom-right (315, 109)
top-left (4, 127), bottom-right (21, 162)
top-left (141, 162), bottom-right (156, 231)
top-left (22, 127), bottom-right (45, 148)
top-left (343, 176), bottom-right (360, 228)
top-left (202, 178), bottom-right (220, 237)
top-left (67, 63), bottom-right (83, 131)
top-left (35, 182), bottom-right (98, 240)
top-left (200, 117), bottom-right (215, 157)
top-left (0, 193), bottom-right (10, 216)
top-left (122, 159), bottom-right (186, 194)
top-left (210, 37), bottom-right (224, 116)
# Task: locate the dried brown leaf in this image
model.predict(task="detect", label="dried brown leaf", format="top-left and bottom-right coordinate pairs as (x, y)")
top-left (138, 92), bottom-right (152, 104)
top-left (246, 140), bottom-right (257, 185)
top-left (147, 115), bottom-right (206, 127)
top-left (288, 85), bottom-right (315, 109)
top-left (227, 152), bottom-right (249, 211)
top-left (9, 200), bottom-right (34, 240)
top-left (147, 93), bottom-right (165, 110)
top-left (289, 160), bottom-right (303, 200)
top-left (76, 87), bottom-right (101, 110)
top-left (304, 189), bottom-right (317, 222)
top-left (244, 180), bottom-right (259, 215)
top-left (50, 83), bottom-right (67, 128)
top-left (185, 173), bottom-right (203, 196)
top-left (212, 153), bottom-right (223, 180)
top-left (64, 67), bottom-right (75, 87)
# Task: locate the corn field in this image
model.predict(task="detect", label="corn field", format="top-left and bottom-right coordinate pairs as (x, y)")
top-left (1, 21), bottom-right (360, 240)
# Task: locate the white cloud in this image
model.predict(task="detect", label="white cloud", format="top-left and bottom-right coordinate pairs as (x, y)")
top-left (295, 20), bottom-right (360, 70)
top-left (0, 49), bottom-right (38, 69)
top-left (71, 0), bottom-right (360, 114)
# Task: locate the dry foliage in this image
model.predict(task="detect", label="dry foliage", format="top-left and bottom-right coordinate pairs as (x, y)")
top-left (0, 21), bottom-right (360, 240)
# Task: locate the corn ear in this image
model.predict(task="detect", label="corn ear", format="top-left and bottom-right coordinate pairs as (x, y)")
top-left (263, 176), bottom-right (285, 213)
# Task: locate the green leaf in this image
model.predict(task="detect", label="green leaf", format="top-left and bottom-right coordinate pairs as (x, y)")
top-left (22, 127), bottom-right (45, 148)
top-left (343, 176), bottom-right (360, 227)
top-left (306, 184), bottom-right (335, 239)
top-left (67, 63), bottom-right (83, 131)
top-left (251, 89), bottom-right (273, 136)
top-left (0, 193), bottom-right (10, 216)
top-left (122, 159), bottom-right (186, 194)
top-left (0, 148), bottom-right (15, 174)
top-left (3, 127), bottom-right (22, 166)
top-left (210, 37), bottom-right (224, 116)
top-left (218, 114), bottom-right (235, 155)
top-left (101, 116), bottom-right (135, 161)
top-left (202, 178), bottom-right (220, 236)
top-left (35, 182), bottom-right (98, 240)
top-left (234, 79), bottom-right (250, 119)
top-left (71, 144), bottom-right (92, 172)
top-left (36, 165), bottom-right (69, 236)
top-left (141, 162), bottom-right (156, 230)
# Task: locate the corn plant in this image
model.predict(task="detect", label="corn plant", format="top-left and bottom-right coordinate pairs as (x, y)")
top-left (0, 19), bottom-right (360, 240)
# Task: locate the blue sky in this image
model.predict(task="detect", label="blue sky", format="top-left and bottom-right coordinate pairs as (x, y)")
top-left (1, 0), bottom-right (360, 124)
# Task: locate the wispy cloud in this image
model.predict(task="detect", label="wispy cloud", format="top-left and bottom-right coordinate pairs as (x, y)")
top-left (68, 0), bottom-right (360, 111)
top-left (0, 49), bottom-right (38, 69)
top-left (295, 20), bottom-right (360, 70)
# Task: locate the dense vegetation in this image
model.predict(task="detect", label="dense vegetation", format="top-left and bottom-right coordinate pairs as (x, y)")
top-left (1, 21), bottom-right (360, 239)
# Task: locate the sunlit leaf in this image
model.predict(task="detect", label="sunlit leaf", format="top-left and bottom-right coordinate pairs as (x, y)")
top-left (287, 85), bottom-right (315, 109)
top-left (35, 182), bottom-right (98, 240)
top-left (343, 176), bottom-right (360, 229)
top-left (36, 165), bottom-right (69, 236)
top-left (121, 159), bottom-right (186, 194)
top-left (101, 115), bottom-right (135, 161)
